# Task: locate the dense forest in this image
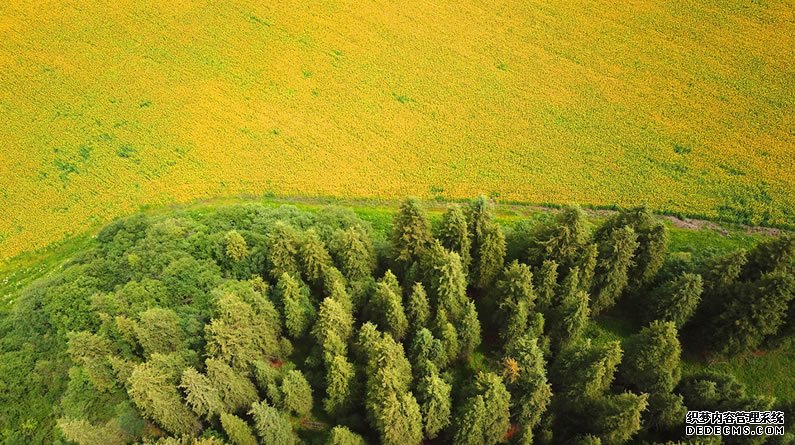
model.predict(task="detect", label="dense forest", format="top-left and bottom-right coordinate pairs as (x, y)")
top-left (0, 198), bottom-right (793, 444)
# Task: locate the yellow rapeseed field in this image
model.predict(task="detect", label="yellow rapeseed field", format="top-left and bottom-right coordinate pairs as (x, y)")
top-left (0, 0), bottom-right (793, 259)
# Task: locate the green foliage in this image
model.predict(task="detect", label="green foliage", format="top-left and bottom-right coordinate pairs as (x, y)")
top-left (503, 335), bottom-right (552, 442)
top-left (205, 358), bottom-right (259, 414)
top-left (587, 392), bottom-right (649, 444)
top-left (417, 367), bottom-right (452, 439)
top-left (180, 368), bottom-right (224, 419)
top-left (249, 400), bottom-right (299, 445)
top-left (326, 425), bottom-right (366, 445)
top-left (473, 222), bottom-right (507, 289)
top-left (370, 271), bottom-right (409, 340)
top-left (433, 308), bottom-right (460, 363)
top-left (453, 372), bottom-right (511, 445)
top-left (323, 353), bottom-right (357, 417)
top-left (331, 225), bottom-right (376, 281)
top-left (439, 204), bottom-right (472, 272)
top-left (458, 300), bottom-right (482, 359)
top-left (66, 331), bottom-right (115, 392)
top-left (645, 391), bottom-right (686, 431)
top-left (552, 340), bottom-right (622, 402)
top-left (742, 234), bottom-right (794, 281)
top-left (276, 273), bottom-right (314, 339)
top-left (224, 230), bottom-right (249, 263)
top-left (648, 272), bottom-right (703, 328)
top-left (550, 268), bottom-right (590, 350)
top-left (299, 229), bottom-right (334, 287)
top-left (535, 259), bottom-right (559, 315)
top-left (280, 370), bottom-right (313, 417)
top-left (422, 241), bottom-right (468, 322)
top-left (590, 226), bottom-right (639, 315)
top-left (527, 205), bottom-right (590, 271)
top-left (135, 308), bottom-right (184, 358)
top-left (265, 222), bottom-right (301, 280)
top-left (220, 412), bottom-right (257, 445)
top-left (313, 295), bottom-right (355, 351)
top-left (406, 282), bottom-right (430, 332)
top-left (392, 198), bottom-right (432, 267)
top-left (620, 321), bottom-right (681, 393)
top-left (495, 260), bottom-right (536, 349)
top-left (127, 361), bottom-right (201, 436)
top-left (57, 417), bottom-right (127, 445)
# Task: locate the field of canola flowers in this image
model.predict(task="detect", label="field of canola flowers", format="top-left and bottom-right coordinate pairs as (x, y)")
top-left (0, 0), bottom-right (793, 260)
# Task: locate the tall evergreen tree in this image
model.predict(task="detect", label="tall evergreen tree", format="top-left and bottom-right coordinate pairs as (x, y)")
top-left (433, 308), bottom-right (460, 362)
top-left (66, 331), bottom-right (115, 392)
top-left (417, 367), bottom-right (452, 440)
top-left (370, 271), bottom-right (409, 340)
top-left (299, 229), bottom-right (335, 288)
top-left (127, 361), bottom-right (201, 436)
top-left (280, 370), bottom-right (313, 417)
top-left (495, 260), bottom-right (536, 349)
top-left (392, 198), bottom-right (432, 268)
top-left (330, 224), bottom-right (376, 282)
top-left (458, 300), bottom-right (482, 359)
top-left (647, 272), bottom-right (703, 328)
top-left (438, 204), bottom-right (472, 272)
top-left (577, 243), bottom-right (599, 293)
top-left (205, 358), bottom-right (259, 413)
top-left (57, 418), bottom-right (126, 445)
top-left (590, 226), bottom-right (639, 315)
top-left (619, 321), bottom-right (681, 393)
top-left (535, 260), bottom-right (559, 316)
top-left (224, 230), bottom-right (249, 263)
top-left (551, 340), bottom-right (623, 403)
top-left (276, 273), bottom-right (314, 339)
top-left (323, 353), bottom-right (357, 417)
top-left (249, 400), bottom-right (299, 445)
top-left (406, 282), bottom-right (431, 332)
top-left (312, 296), bottom-right (355, 351)
top-left (264, 222), bottom-right (301, 281)
top-left (180, 367), bottom-right (224, 419)
top-left (527, 205), bottom-right (590, 271)
top-left (220, 412), bottom-right (257, 445)
top-left (473, 222), bottom-right (507, 289)
top-left (742, 234), bottom-right (794, 281)
top-left (326, 426), bottom-right (366, 445)
top-left (550, 268), bottom-right (590, 351)
top-left (134, 308), bottom-right (184, 358)
top-left (422, 241), bottom-right (468, 321)
top-left (587, 392), bottom-right (649, 444)
top-left (503, 335), bottom-right (552, 445)
top-left (453, 372), bottom-right (511, 445)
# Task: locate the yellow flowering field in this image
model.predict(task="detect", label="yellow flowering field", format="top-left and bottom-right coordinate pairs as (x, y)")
top-left (0, 0), bottom-right (793, 260)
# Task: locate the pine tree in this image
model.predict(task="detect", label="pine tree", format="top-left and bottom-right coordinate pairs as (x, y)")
top-left (473, 222), bottom-right (506, 289)
top-left (392, 198), bottom-right (432, 267)
top-left (312, 296), bottom-right (354, 351)
top-left (220, 412), bottom-right (258, 445)
top-left (711, 272), bottom-right (795, 356)
top-left (453, 372), bottom-right (511, 445)
top-left (503, 335), bottom-right (552, 444)
top-left (57, 418), bottom-right (126, 445)
top-left (298, 229), bottom-right (332, 288)
top-left (326, 426), bottom-right (366, 445)
top-left (330, 225), bottom-right (376, 282)
top-left (410, 328), bottom-right (448, 372)
top-left (265, 222), bottom-right (301, 280)
top-left (647, 272), bottom-right (703, 328)
top-left (205, 358), bottom-right (259, 413)
top-left (550, 267), bottom-right (590, 350)
top-left (466, 196), bottom-right (494, 259)
top-left (422, 241), bottom-right (468, 321)
top-left (438, 204), bottom-right (472, 271)
top-left (205, 293), bottom-right (282, 370)
top-left (417, 368), bottom-right (452, 439)
top-left (645, 391), bottom-right (686, 432)
top-left (620, 321), bottom-right (681, 393)
top-left (527, 205), bottom-right (590, 271)
top-left (587, 392), bottom-right (649, 444)
top-left (406, 282), bottom-right (431, 331)
top-left (127, 361), bottom-right (201, 436)
top-left (433, 308), bottom-right (460, 362)
top-left (276, 273), bottom-right (314, 339)
top-left (224, 230), bottom-right (249, 263)
top-left (742, 234), bottom-right (794, 281)
top-left (535, 260), bottom-right (559, 315)
top-left (495, 260), bottom-right (536, 349)
top-left (323, 353), bottom-right (357, 416)
top-left (370, 271), bottom-right (409, 340)
top-left (590, 226), bottom-right (639, 315)
top-left (551, 340), bottom-right (623, 403)
top-left (280, 370), bottom-right (313, 417)
top-left (577, 243), bottom-right (599, 293)
top-left (66, 331), bottom-right (115, 392)
top-left (134, 307), bottom-right (183, 357)
top-left (249, 400), bottom-right (299, 445)
top-left (180, 367), bottom-right (225, 419)
top-left (458, 300), bottom-right (482, 358)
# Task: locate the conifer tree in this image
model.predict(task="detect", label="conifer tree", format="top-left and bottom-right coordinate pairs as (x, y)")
top-left (135, 307), bottom-right (183, 357)
top-left (127, 361), bottom-right (201, 436)
top-left (587, 392), bottom-right (649, 444)
top-left (466, 196), bottom-right (493, 258)
top-left (620, 321), bottom-right (681, 393)
top-left (590, 226), bottom-right (639, 315)
top-left (433, 308), bottom-right (460, 362)
top-left (535, 260), bottom-right (559, 316)
top-left (577, 243), bottom-right (599, 293)
top-left (280, 370), bottom-right (313, 417)
top-left (422, 241), bottom-right (468, 321)
top-left (300, 229), bottom-right (334, 288)
top-left (224, 230), bottom-right (249, 263)
top-left (220, 412), bottom-right (257, 445)
top-left (527, 205), bottom-right (590, 271)
top-left (503, 335), bottom-right (552, 444)
top-left (323, 353), bottom-right (357, 416)
top-left (326, 426), bottom-right (366, 445)
top-left (249, 400), bottom-right (299, 445)
top-left (205, 358), bottom-right (259, 413)
top-left (276, 273), bottom-right (314, 339)
top-left (66, 331), bottom-right (115, 392)
top-left (411, 328), bottom-right (448, 372)
top-left (330, 225), bottom-right (376, 282)
top-left (453, 372), bottom-right (511, 445)
top-left (458, 300), bottom-right (482, 359)
top-left (312, 296), bottom-right (354, 350)
top-left (417, 367), bottom-right (452, 440)
top-left (473, 222), bottom-right (506, 289)
top-left (392, 198), bottom-right (432, 267)
top-left (742, 234), bottom-right (794, 281)
top-left (180, 367), bottom-right (224, 419)
top-left (495, 260), bottom-right (536, 349)
top-left (264, 222), bottom-right (301, 280)
top-left (551, 340), bottom-right (623, 403)
top-left (370, 271), bottom-right (409, 340)
top-left (647, 272), bottom-right (703, 328)
top-left (406, 282), bottom-right (431, 332)
top-left (438, 204), bottom-right (472, 271)
top-left (550, 267), bottom-right (590, 350)
top-left (57, 418), bottom-right (126, 445)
